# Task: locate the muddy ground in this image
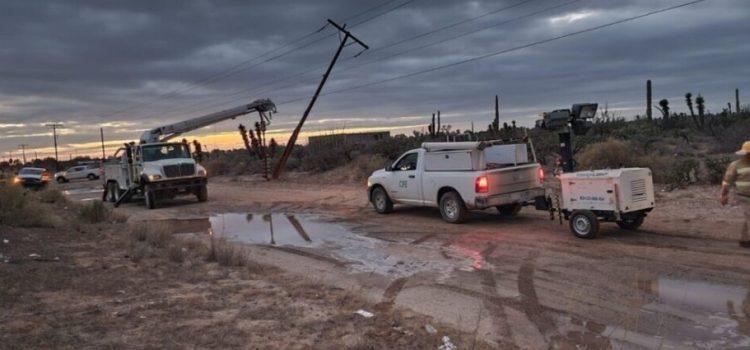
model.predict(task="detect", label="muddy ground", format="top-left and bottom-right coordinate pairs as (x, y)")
top-left (4, 175), bottom-right (750, 349)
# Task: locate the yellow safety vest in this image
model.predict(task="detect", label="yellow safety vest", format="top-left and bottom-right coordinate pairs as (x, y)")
top-left (728, 159), bottom-right (750, 198)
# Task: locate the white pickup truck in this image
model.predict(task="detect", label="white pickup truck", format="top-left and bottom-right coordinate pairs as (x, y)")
top-left (367, 141), bottom-right (545, 223)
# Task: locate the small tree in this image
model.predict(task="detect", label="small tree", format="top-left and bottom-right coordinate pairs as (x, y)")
top-left (685, 93), bottom-right (699, 128)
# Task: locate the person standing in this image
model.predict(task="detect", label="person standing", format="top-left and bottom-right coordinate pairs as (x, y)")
top-left (721, 141), bottom-right (750, 246)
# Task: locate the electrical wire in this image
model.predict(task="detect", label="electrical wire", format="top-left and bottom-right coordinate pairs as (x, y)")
top-left (96, 0), bottom-right (412, 120)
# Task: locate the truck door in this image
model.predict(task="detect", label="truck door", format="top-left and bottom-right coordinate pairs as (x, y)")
top-left (389, 152), bottom-right (422, 204)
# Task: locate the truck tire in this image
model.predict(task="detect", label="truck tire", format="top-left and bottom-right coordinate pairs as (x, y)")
top-left (439, 191), bottom-right (469, 224)
top-left (87, 173), bottom-right (97, 180)
top-left (144, 185), bottom-right (157, 209)
top-left (370, 186), bottom-right (393, 214)
top-left (617, 214), bottom-right (645, 230)
top-left (57, 177), bottom-right (66, 183)
top-left (569, 210), bottom-right (599, 239)
top-left (496, 204), bottom-right (522, 218)
top-left (196, 185), bottom-right (208, 202)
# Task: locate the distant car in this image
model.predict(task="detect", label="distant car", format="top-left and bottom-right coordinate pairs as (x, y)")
top-left (55, 164), bottom-right (102, 183)
top-left (14, 167), bottom-right (51, 188)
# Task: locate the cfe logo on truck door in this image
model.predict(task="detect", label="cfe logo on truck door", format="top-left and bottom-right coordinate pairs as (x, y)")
top-left (399, 180), bottom-right (408, 188)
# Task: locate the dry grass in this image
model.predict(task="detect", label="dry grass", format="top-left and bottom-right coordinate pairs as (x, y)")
top-left (577, 139), bottom-right (639, 170)
top-left (77, 200), bottom-right (110, 223)
top-left (128, 221), bottom-right (172, 248)
top-left (38, 187), bottom-right (67, 204)
top-left (0, 185), bottom-right (64, 227)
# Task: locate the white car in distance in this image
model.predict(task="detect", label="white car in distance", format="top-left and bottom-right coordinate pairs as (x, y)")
top-left (55, 164), bottom-right (102, 183)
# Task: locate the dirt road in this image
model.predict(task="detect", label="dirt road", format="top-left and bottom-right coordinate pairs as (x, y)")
top-left (59, 176), bottom-right (750, 349)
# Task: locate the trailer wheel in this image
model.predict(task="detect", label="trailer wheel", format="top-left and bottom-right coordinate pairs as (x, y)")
top-left (496, 204), bottom-right (522, 218)
top-left (440, 191), bottom-right (469, 224)
top-left (370, 186), bottom-right (393, 214)
top-left (569, 210), bottom-right (599, 239)
top-left (617, 214), bottom-right (645, 230)
top-left (144, 185), bottom-right (157, 209)
top-left (196, 185), bottom-right (208, 202)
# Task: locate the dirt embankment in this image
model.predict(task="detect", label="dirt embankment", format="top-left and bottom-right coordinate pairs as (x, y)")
top-left (0, 198), bottom-right (492, 349)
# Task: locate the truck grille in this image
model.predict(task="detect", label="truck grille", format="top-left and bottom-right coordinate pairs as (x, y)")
top-left (163, 163), bottom-right (195, 178)
top-left (631, 179), bottom-right (647, 202)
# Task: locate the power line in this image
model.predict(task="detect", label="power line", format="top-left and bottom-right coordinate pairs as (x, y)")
top-left (98, 0), bottom-right (416, 121)
top-left (277, 0), bottom-right (709, 106)
top-left (133, 0), bottom-right (418, 123)
top-left (135, 0), bottom-right (548, 122)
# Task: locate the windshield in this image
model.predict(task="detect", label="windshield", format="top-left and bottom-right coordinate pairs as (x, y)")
top-left (20, 168), bottom-right (43, 175)
top-left (141, 144), bottom-right (191, 162)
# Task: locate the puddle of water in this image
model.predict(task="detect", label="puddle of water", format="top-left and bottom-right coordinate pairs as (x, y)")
top-left (166, 212), bottom-right (479, 280)
top-left (63, 188), bottom-right (102, 195)
top-left (556, 277), bottom-right (750, 349)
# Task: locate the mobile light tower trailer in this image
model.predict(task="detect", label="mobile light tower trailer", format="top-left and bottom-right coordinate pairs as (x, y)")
top-left (536, 103), bottom-right (656, 238)
top-left (103, 99), bottom-right (276, 209)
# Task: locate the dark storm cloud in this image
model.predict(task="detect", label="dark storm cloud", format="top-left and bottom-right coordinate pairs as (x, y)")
top-left (1, 0), bottom-right (749, 156)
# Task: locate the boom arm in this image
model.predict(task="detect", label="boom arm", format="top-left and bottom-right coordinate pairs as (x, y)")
top-left (139, 99), bottom-right (276, 144)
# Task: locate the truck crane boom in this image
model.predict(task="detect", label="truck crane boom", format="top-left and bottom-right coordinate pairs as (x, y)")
top-left (139, 98), bottom-right (276, 144)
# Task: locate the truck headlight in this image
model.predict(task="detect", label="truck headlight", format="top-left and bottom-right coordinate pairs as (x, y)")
top-left (147, 174), bottom-right (162, 181)
top-left (197, 169), bottom-right (206, 177)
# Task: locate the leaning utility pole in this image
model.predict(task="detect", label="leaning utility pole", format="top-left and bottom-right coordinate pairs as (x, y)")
top-left (272, 19), bottom-right (368, 180)
top-left (18, 144), bottom-right (28, 164)
top-left (100, 127), bottom-right (106, 160)
top-left (44, 123), bottom-right (63, 164)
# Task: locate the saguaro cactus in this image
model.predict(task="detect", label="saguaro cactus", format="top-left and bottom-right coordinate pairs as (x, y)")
top-left (437, 110), bottom-right (441, 135)
top-left (737, 88), bottom-right (741, 114)
top-left (493, 95), bottom-right (500, 132)
top-left (685, 92), bottom-right (699, 128)
top-left (696, 94), bottom-right (706, 127)
top-left (646, 80), bottom-right (653, 120)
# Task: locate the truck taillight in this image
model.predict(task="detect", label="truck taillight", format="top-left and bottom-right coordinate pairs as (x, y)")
top-left (475, 176), bottom-right (489, 193)
top-left (538, 168), bottom-right (545, 182)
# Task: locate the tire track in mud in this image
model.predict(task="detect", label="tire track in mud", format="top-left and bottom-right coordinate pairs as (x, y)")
top-left (474, 243), bottom-right (513, 339)
top-left (376, 277), bottom-right (409, 311)
top-left (516, 250), bottom-right (556, 338)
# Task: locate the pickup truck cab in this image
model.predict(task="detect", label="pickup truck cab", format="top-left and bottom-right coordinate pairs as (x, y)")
top-left (367, 141), bottom-right (544, 223)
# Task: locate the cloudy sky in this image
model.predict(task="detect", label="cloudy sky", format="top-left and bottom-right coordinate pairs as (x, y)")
top-left (1, 0), bottom-right (748, 159)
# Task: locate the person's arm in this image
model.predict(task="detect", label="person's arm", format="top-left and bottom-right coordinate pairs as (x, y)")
top-left (721, 162), bottom-right (737, 205)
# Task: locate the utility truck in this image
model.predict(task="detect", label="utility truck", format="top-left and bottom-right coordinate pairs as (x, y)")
top-left (367, 140), bottom-right (545, 223)
top-left (103, 99), bottom-right (276, 209)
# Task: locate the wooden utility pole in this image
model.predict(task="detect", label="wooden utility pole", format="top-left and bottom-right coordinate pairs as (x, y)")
top-left (272, 19), bottom-right (368, 179)
top-left (45, 123), bottom-right (63, 169)
top-left (100, 127), bottom-right (106, 159)
top-left (18, 144), bottom-right (28, 164)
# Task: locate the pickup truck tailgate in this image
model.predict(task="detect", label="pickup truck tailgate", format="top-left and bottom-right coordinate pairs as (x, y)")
top-left (486, 163), bottom-right (541, 194)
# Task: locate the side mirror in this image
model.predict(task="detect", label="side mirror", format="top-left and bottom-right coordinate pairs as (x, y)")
top-left (385, 165), bottom-right (393, 172)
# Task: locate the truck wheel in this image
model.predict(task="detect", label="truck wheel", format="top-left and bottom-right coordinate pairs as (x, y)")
top-left (569, 210), bottom-right (599, 239)
top-left (440, 191), bottom-right (469, 224)
top-left (56, 177), bottom-right (66, 184)
top-left (617, 215), bottom-right (645, 230)
top-left (196, 185), bottom-right (208, 202)
top-left (371, 186), bottom-right (393, 214)
top-left (496, 204), bottom-right (522, 218)
top-left (87, 174), bottom-right (97, 180)
top-left (144, 185), bottom-right (157, 209)
top-left (106, 182), bottom-right (119, 203)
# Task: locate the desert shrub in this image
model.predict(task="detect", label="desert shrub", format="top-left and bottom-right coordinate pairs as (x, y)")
top-left (299, 146), bottom-right (352, 172)
top-left (204, 158), bottom-right (232, 176)
top-left (78, 200), bottom-right (110, 223)
top-left (167, 243), bottom-right (185, 263)
top-left (661, 157), bottom-right (699, 187)
top-left (38, 187), bottom-right (66, 204)
top-left (705, 155), bottom-right (732, 184)
top-left (371, 135), bottom-right (424, 160)
top-left (128, 221), bottom-right (172, 248)
top-left (577, 139), bottom-right (639, 170)
top-left (207, 238), bottom-right (247, 266)
top-left (0, 185), bottom-right (62, 227)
